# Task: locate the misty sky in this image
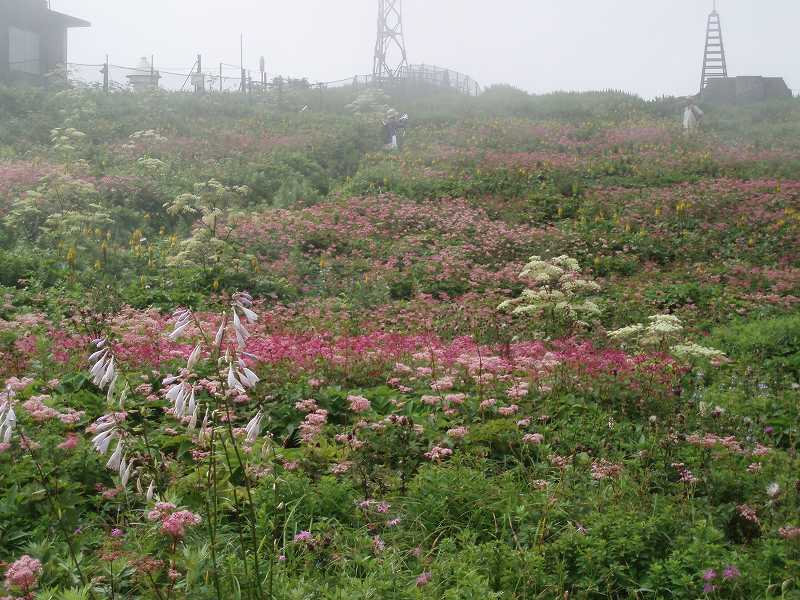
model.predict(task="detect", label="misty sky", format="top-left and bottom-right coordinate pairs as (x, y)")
top-left (54, 0), bottom-right (799, 99)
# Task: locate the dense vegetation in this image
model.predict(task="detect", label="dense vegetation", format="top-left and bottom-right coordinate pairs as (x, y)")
top-left (0, 81), bottom-right (799, 600)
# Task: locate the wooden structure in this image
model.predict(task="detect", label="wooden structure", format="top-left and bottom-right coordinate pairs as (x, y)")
top-left (0, 0), bottom-right (89, 85)
top-left (700, 3), bottom-right (728, 91)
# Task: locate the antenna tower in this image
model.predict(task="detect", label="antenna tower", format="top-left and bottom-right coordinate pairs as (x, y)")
top-left (373, 0), bottom-right (408, 81)
top-left (700, 1), bottom-right (728, 91)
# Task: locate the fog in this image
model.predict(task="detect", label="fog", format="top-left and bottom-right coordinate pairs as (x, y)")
top-left (54, 0), bottom-right (799, 98)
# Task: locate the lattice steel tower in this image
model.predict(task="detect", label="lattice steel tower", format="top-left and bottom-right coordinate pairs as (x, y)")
top-left (700, 1), bottom-right (728, 91)
top-left (373, 0), bottom-right (408, 81)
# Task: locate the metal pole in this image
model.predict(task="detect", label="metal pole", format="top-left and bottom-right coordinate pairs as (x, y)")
top-left (219, 63), bottom-right (223, 92)
top-left (196, 53), bottom-right (203, 93)
top-left (102, 54), bottom-right (109, 93)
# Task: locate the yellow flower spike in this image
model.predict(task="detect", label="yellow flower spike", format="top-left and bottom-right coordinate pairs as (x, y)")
top-left (213, 280), bottom-right (220, 291)
top-left (94, 260), bottom-right (101, 270)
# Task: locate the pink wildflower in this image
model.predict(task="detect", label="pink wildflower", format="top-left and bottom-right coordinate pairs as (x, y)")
top-left (57, 433), bottom-right (80, 450)
top-left (372, 535), bottom-right (385, 554)
top-left (522, 433), bottom-right (544, 445)
top-left (591, 459), bottom-right (623, 480)
top-left (479, 398), bottom-right (497, 411)
top-left (722, 565), bottom-right (741, 580)
top-left (293, 531), bottom-right (313, 543)
top-left (737, 504), bottom-right (760, 524)
top-left (416, 572), bottom-right (432, 587)
top-left (161, 510), bottom-right (201, 539)
top-left (778, 526), bottom-right (800, 540)
top-left (424, 446), bottom-right (453, 461)
top-left (4, 555), bottom-right (42, 592)
top-left (446, 426), bottom-right (468, 439)
top-left (348, 395), bottom-right (371, 413)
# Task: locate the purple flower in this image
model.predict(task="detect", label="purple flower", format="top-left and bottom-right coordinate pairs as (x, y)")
top-left (702, 569), bottom-right (717, 582)
top-left (293, 530), bottom-right (313, 543)
top-left (703, 583), bottom-right (716, 594)
top-left (416, 572), bottom-right (432, 587)
top-left (722, 565), bottom-right (741, 580)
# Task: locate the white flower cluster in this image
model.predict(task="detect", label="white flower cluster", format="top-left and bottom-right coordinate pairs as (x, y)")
top-left (50, 127), bottom-right (87, 153)
top-left (498, 255), bottom-right (601, 325)
top-left (129, 129), bottom-right (167, 143)
top-left (608, 314), bottom-right (726, 361)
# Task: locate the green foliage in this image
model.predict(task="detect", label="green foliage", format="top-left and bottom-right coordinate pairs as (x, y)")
top-left (711, 313), bottom-right (800, 381)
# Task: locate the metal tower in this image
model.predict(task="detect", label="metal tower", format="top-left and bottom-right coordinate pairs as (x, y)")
top-left (373, 0), bottom-right (408, 81)
top-left (700, 1), bottom-right (728, 90)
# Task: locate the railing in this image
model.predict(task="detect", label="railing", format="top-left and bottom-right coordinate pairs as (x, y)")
top-left (63, 59), bottom-right (481, 97)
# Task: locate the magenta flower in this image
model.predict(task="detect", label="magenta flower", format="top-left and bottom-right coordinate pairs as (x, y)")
top-left (722, 565), bottom-right (741, 580)
top-left (702, 569), bottom-right (717, 581)
top-left (293, 530), bottom-right (313, 543)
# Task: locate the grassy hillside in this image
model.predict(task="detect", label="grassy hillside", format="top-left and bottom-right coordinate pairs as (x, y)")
top-left (0, 83), bottom-right (798, 600)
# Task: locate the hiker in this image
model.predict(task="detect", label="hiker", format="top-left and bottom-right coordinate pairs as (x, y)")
top-left (382, 109), bottom-right (409, 149)
top-left (683, 100), bottom-right (704, 135)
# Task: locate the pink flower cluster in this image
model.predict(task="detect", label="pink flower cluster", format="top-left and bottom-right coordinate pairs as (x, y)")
top-left (424, 446), bottom-right (453, 461)
top-left (147, 502), bottom-right (201, 539)
top-left (737, 504), bottom-right (760, 525)
top-left (298, 409), bottom-right (328, 443)
top-left (22, 395), bottom-right (84, 425)
top-left (4, 555), bottom-right (41, 593)
top-left (347, 395), bottom-right (371, 413)
top-left (779, 526), bottom-right (800, 540)
top-left (522, 433), bottom-right (544, 445)
top-left (591, 459), bottom-right (623, 480)
top-left (671, 463), bottom-right (698, 484)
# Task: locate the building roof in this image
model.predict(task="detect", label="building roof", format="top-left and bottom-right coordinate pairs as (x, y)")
top-left (48, 9), bottom-right (90, 28)
top-left (0, 0), bottom-right (90, 28)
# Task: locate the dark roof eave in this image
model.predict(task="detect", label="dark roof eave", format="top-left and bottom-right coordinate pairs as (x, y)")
top-left (49, 11), bottom-right (91, 28)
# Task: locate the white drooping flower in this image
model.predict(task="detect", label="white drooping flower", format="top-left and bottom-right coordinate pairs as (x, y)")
top-left (237, 358), bottom-right (260, 388)
top-left (187, 344), bottom-right (203, 371)
top-left (169, 308), bottom-right (193, 340)
top-left (0, 398), bottom-right (17, 443)
top-left (88, 340), bottom-right (117, 390)
top-left (106, 440), bottom-right (124, 471)
top-left (231, 292), bottom-right (258, 349)
top-left (214, 318), bottom-right (226, 349)
top-left (120, 457), bottom-right (134, 486)
top-left (245, 411), bottom-right (264, 444)
top-left (91, 428), bottom-right (116, 455)
top-left (227, 363), bottom-right (246, 393)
